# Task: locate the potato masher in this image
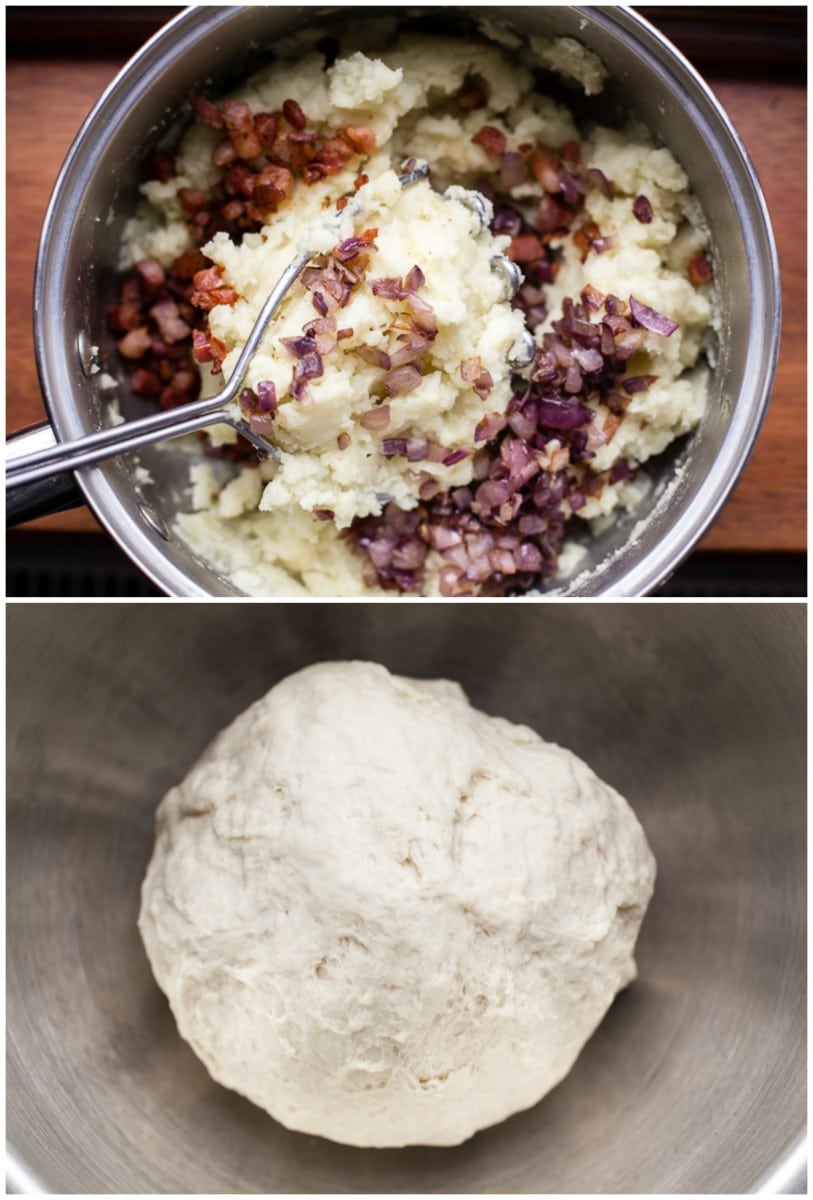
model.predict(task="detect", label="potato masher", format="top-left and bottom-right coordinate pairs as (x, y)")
top-left (6, 166), bottom-right (533, 494)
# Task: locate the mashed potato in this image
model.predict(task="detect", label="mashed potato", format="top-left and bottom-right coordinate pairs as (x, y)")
top-left (118, 30), bottom-right (715, 596)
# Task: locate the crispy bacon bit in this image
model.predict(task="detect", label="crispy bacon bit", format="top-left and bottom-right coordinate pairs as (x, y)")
top-left (581, 283), bottom-right (606, 312)
top-left (602, 412), bottom-right (624, 442)
top-left (472, 125), bottom-right (507, 160)
top-left (252, 111), bottom-right (279, 147)
top-left (150, 151), bottom-right (176, 183)
top-left (344, 126), bottom-right (376, 155)
top-left (173, 247), bottom-right (208, 279)
top-left (118, 327), bottom-right (152, 359)
top-left (150, 298), bottom-right (191, 344)
top-left (135, 258), bottom-right (166, 296)
top-left (530, 145), bottom-right (561, 192)
top-left (632, 194), bottom-right (653, 223)
top-left (211, 138), bottom-right (238, 168)
top-left (188, 91), bottom-right (224, 129)
top-left (457, 77), bottom-right (487, 109)
top-left (222, 99), bottom-right (262, 158)
top-left (282, 98), bottom-right (306, 130)
top-left (507, 233), bottom-right (545, 263)
top-left (253, 163), bottom-right (294, 208)
top-left (336, 196), bottom-right (350, 211)
top-left (687, 252), bottom-right (713, 286)
top-left (573, 220), bottom-right (613, 261)
top-left (192, 329), bottom-right (228, 372)
top-left (190, 286), bottom-right (239, 310)
top-left (178, 188), bottom-right (208, 214)
top-left (190, 265), bottom-right (239, 310)
top-left (337, 432), bottom-right (351, 450)
top-left (130, 368), bottom-right (161, 396)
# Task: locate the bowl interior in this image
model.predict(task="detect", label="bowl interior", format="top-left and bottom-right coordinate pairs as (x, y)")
top-left (7, 603), bottom-right (805, 1192)
top-left (35, 5), bottom-right (778, 595)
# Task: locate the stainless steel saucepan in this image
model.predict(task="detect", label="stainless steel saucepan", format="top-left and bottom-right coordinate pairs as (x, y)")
top-left (8, 6), bottom-right (780, 594)
top-left (6, 602), bottom-right (805, 1191)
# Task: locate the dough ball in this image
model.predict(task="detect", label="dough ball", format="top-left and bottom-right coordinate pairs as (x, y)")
top-left (139, 660), bottom-right (656, 1147)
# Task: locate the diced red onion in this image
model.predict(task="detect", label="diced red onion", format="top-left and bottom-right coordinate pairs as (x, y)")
top-left (475, 478), bottom-right (512, 509)
top-left (249, 412), bottom-right (275, 435)
top-left (609, 458), bottom-right (633, 483)
top-left (404, 265), bottom-right (425, 293)
top-left (490, 548), bottom-right (517, 575)
top-left (622, 374), bottom-right (658, 394)
top-left (282, 98), bottom-right (306, 130)
top-left (500, 151), bottom-right (529, 189)
top-left (570, 345), bottom-right (604, 373)
top-left (281, 334), bottom-right (317, 359)
top-left (515, 542), bottom-right (543, 572)
top-left (390, 337), bottom-right (428, 369)
top-left (491, 206), bottom-right (523, 238)
top-left (335, 236), bottom-right (373, 262)
top-left (257, 380), bottom-right (277, 412)
top-left (291, 351), bottom-right (323, 398)
top-left (632, 194), bottom-right (654, 223)
top-left (356, 346), bottom-right (392, 370)
top-left (360, 405), bottom-right (391, 431)
top-left (475, 412), bottom-right (508, 442)
top-left (472, 125), bottom-right (507, 159)
top-left (371, 277), bottom-right (406, 300)
top-left (538, 397), bottom-right (591, 430)
top-left (629, 296), bottom-right (679, 336)
top-left (586, 168), bottom-right (614, 199)
top-left (406, 436), bottom-right (429, 462)
top-left (383, 365), bottom-right (422, 396)
top-left (391, 537), bottom-right (428, 570)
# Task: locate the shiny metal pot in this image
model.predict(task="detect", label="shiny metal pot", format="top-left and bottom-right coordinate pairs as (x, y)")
top-left (11, 5), bottom-right (780, 594)
top-left (6, 602), bottom-right (805, 1192)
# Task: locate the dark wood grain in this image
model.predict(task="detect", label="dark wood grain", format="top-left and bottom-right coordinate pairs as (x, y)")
top-left (5, 37), bottom-right (806, 550)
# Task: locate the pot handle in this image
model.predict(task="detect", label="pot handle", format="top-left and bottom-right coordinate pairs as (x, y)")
top-left (6, 422), bottom-right (85, 527)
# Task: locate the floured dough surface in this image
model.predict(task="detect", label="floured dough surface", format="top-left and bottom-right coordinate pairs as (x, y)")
top-left (139, 661), bottom-right (656, 1147)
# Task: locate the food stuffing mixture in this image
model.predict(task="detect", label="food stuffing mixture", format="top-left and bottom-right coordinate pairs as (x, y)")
top-left (139, 661), bottom-right (656, 1146)
top-left (113, 30), bottom-right (715, 596)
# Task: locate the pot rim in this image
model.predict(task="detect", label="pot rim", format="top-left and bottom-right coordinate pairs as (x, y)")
top-left (32, 3), bottom-right (781, 597)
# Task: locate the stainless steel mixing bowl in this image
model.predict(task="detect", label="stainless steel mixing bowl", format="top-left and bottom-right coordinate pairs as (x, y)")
top-left (6, 603), bottom-right (805, 1192)
top-left (18, 4), bottom-right (779, 595)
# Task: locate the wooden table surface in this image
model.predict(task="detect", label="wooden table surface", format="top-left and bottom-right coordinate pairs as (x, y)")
top-left (6, 34), bottom-right (807, 550)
